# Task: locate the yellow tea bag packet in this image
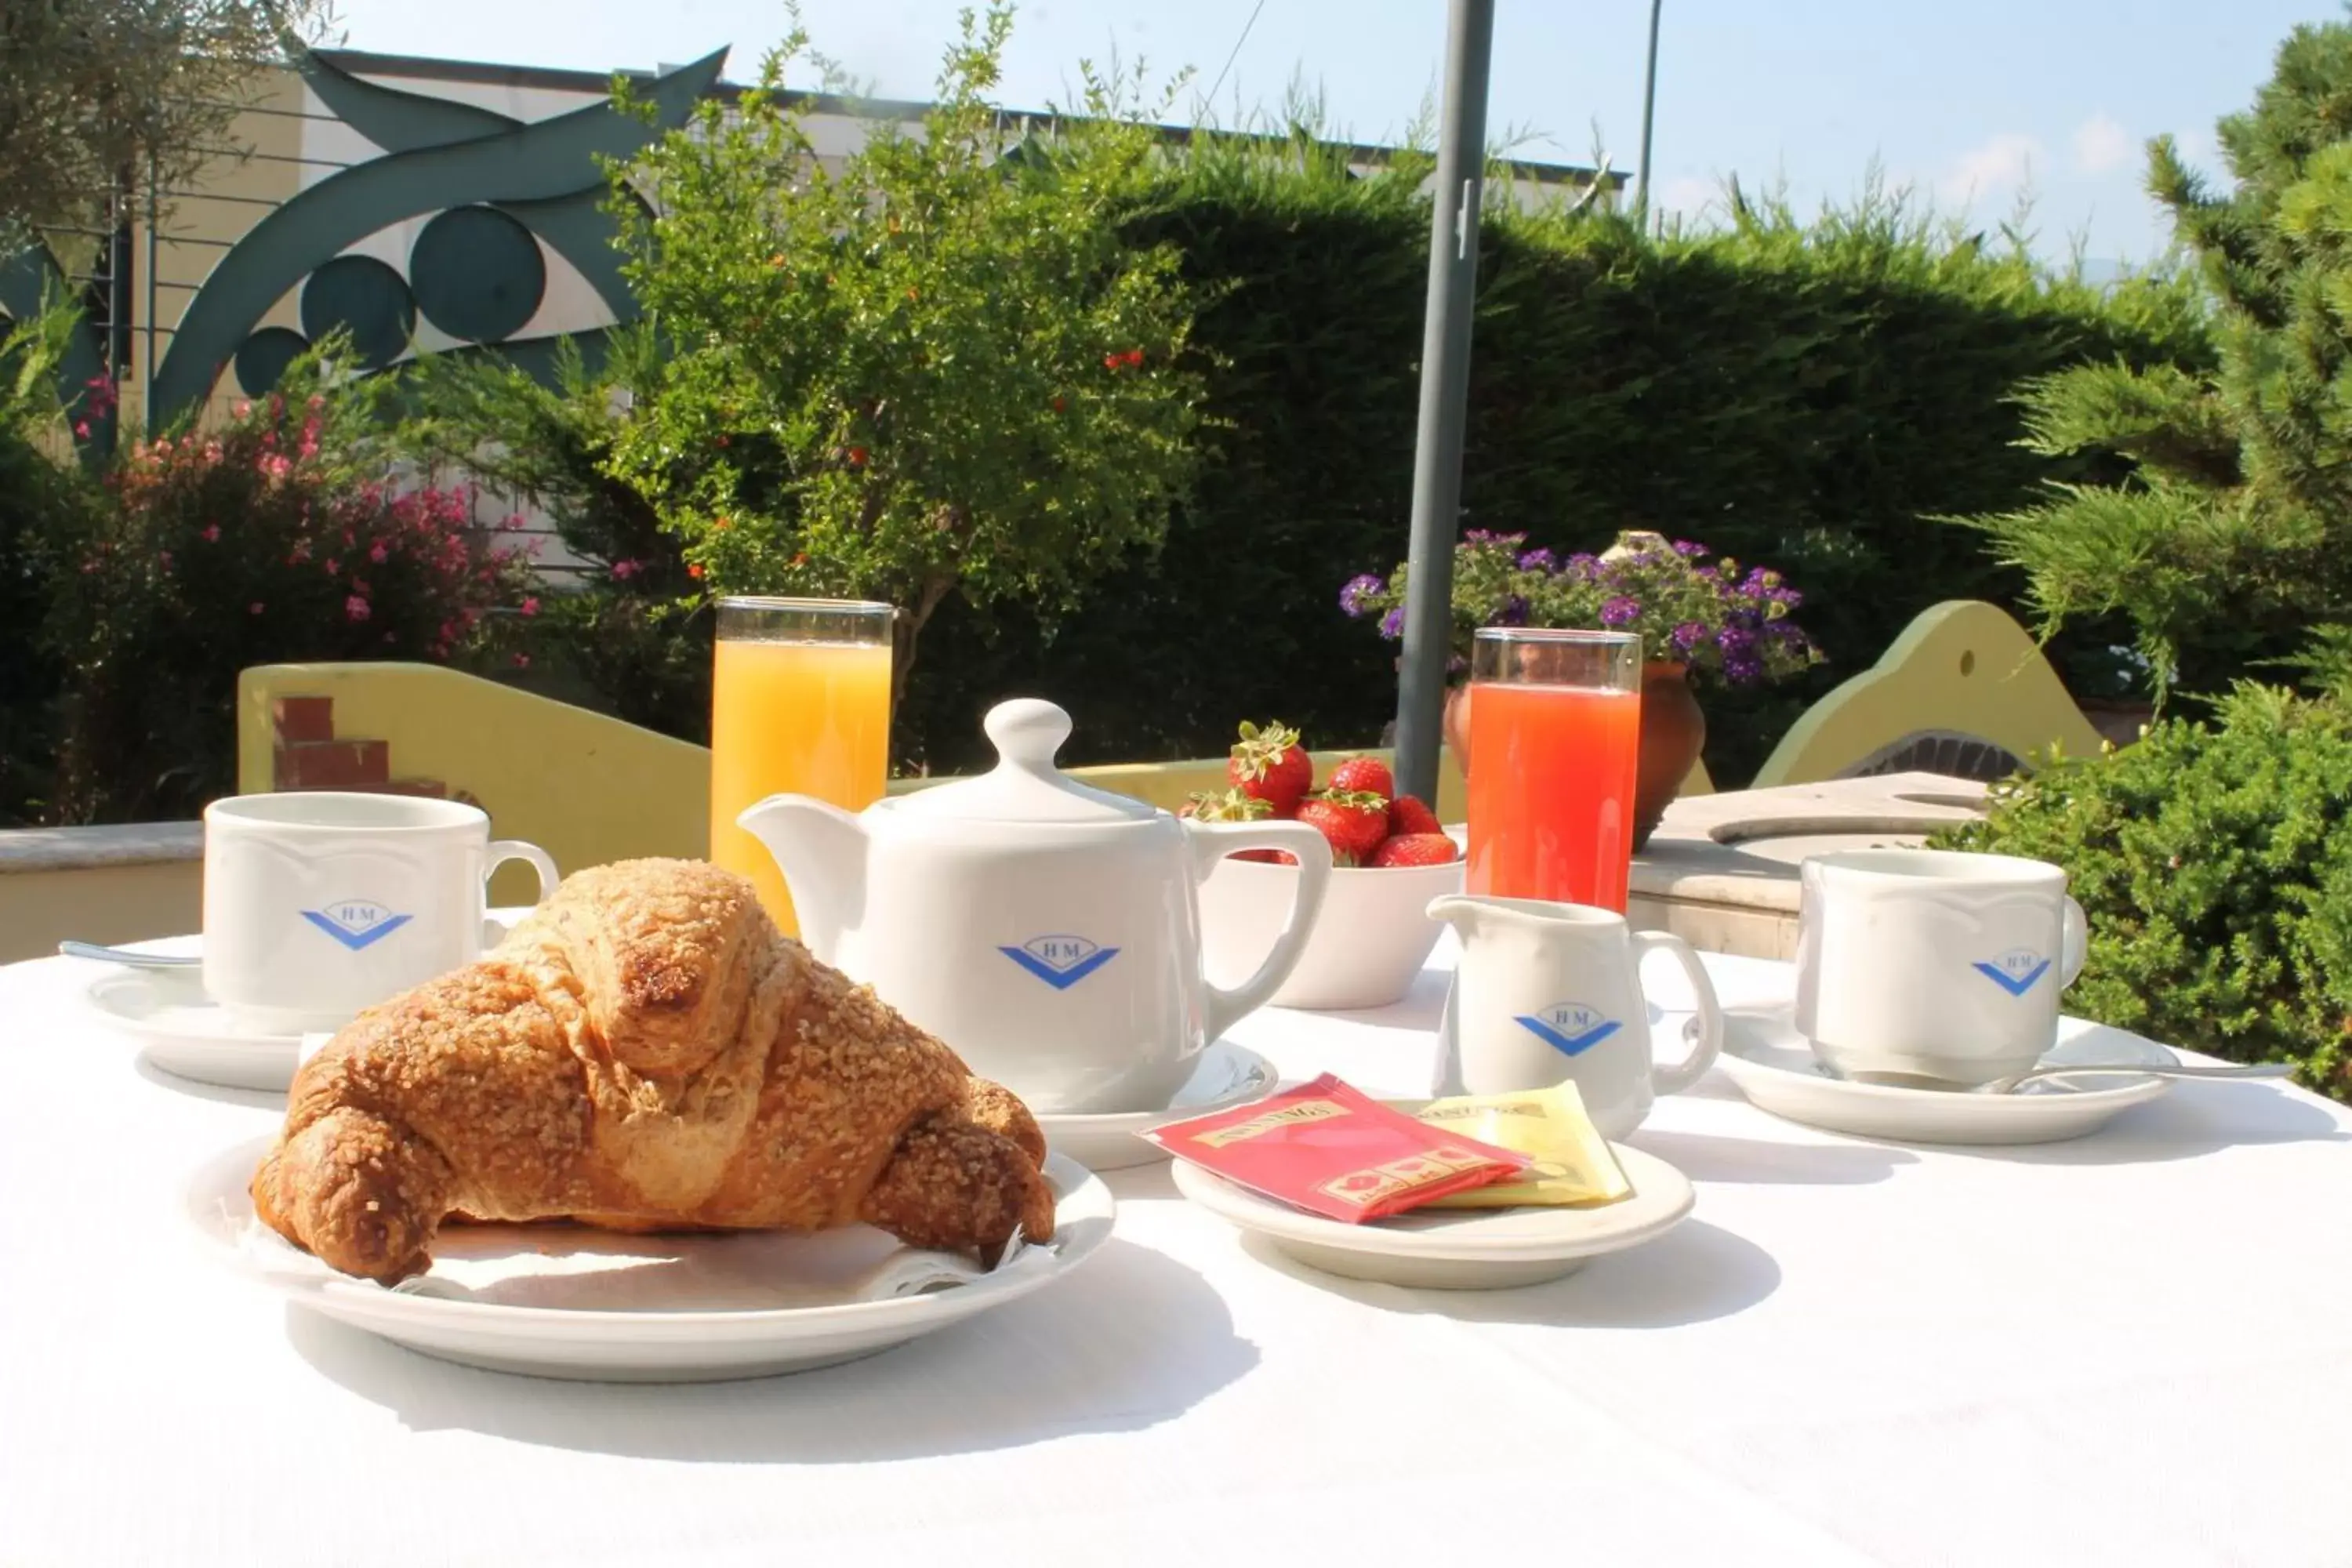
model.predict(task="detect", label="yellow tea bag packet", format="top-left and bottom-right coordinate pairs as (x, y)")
top-left (1411, 1083), bottom-right (1632, 1208)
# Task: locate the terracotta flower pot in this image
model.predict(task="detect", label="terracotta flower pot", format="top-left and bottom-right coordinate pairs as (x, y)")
top-left (1444, 660), bottom-right (1704, 853)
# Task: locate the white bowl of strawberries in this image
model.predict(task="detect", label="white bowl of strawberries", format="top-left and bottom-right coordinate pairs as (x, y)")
top-left (1191, 722), bottom-right (1463, 1012)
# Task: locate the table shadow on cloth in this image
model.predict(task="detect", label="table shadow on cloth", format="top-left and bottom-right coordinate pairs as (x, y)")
top-left (1889, 1079), bottom-right (2347, 1168)
top-left (1622, 1128), bottom-right (1918, 1186)
top-left (1235, 1218), bottom-right (1779, 1328)
top-left (282, 1236), bottom-right (1254, 1461)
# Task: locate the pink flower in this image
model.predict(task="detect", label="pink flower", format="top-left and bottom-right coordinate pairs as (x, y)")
top-left (249, 601), bottom-right (265, 615)
top-left (611, 559), bottom-right (641, 581)
top-left (325, 558), bottom-right (340, 575)
top-left (519, 596), bottom-right (540, 618)
top-left (368, 543), bottom-right (388, 564)
top-left (74, 421), bottom-right (90, 438)
top-left (234, 401), bottom-right (251, 419)
top-left (345, 595), bottom-right (370, 622)
top-left (512, 652), bottom-right (532, 669)
top-left (201, 524), bottom-right (220, 543)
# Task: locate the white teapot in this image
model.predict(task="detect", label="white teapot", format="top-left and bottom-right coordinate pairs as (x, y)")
top-left (737, 699), bottom-right (1333, 1113)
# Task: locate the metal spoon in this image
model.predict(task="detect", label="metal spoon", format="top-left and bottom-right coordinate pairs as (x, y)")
top-left (1973, 1061), bottom-right (2294, 1095)
top-left (57, 940), bottom-right (200, 969)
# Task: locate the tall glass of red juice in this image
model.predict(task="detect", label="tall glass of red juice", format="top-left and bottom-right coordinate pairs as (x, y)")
top-left (1465, 628), bottom-right (1643, 911)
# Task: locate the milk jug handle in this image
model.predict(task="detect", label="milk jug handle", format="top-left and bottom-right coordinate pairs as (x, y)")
top-left (1630, 930), bottom-right (1723, 1097)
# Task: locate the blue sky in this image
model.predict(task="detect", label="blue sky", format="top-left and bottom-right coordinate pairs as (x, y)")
top-left (335, 0), bottom-right (2343, 264)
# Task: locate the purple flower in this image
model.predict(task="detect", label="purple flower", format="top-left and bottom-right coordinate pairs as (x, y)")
top-left (1463, 528), bottom-right (1525, 546)
top-left (1379, 606), bottom-right (1406, 640)
top-left (1601, 596), bottom-right (1641, 627)
top-left (1722, 652), bottom-right (1765, 685)
top-left (1672, 539), bottom-right (1708, 557)
top-left (1516, 548), bottom-right (1558, 572)
top-left (1339, 573), bottom-right (1384, 617)
top-left (1671, 621), bottom-right (1708, 652)
top-left (1495, 594), bottom-right (1531, 626)
top-left (1715, 624), bottom-right (1757, 655)
top-left (1566, 553), bottom-right (1601, 580)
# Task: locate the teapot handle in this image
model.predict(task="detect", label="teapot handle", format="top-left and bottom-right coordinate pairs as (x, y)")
top-left (1188, 822), bottom-right (1334, 1040)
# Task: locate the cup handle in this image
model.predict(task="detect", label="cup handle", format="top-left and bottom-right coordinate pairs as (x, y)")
top-left (1630, 929), bottom-right (1723, 1097)
top-left (486, 840), bottom-right (561, 906)
top-left (2060, 895), bottom-right (2089, 988)
top-left (1189, 822), bottom-right (1334, 1040)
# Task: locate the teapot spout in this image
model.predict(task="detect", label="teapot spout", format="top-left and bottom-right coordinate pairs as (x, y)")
top-left (734, 794), bottom-right (868, 961)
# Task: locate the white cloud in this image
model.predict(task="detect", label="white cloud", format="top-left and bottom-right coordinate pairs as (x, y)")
top-left (1938, 132), bottom-right (2043, 205)
top-left (2073, 114), bottom-right (2134, 175)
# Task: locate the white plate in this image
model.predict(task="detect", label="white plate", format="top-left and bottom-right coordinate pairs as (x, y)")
top-left (1040, 1040), bottom-right (1277, 1171)
top-left (1170, 1142), bottom-right (1694, 1290)
top-left (187, 1137), bottom-right (1115, 1382)
top-left (1719, 1005), bottom-right (2176, 1145)
top-left (79, 958), bottom-right (304, 1093)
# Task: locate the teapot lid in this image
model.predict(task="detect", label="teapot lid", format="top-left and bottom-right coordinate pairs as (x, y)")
top-left (890, 699), bottom-right (1158, 824)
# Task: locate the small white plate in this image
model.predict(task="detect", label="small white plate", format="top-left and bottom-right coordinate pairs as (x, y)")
top-left (1040, 1040), bottom-right (1277, 1171)
top-left (187, 1137), bottom-right (1115, 1382)
top-left (1719, 1005), bottom-right (2177, 1145)
top-left (1170, 1142), bottom-right (1693, 1290)
top-left (80, 960), bottom-right (304, 1093)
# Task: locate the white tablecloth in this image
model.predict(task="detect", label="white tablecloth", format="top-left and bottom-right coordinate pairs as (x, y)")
top-left (5, 939), bottom-right (2350, 1568)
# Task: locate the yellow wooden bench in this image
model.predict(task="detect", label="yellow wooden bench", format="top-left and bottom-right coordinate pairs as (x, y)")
top-left (235, 664), bottom-right (1481, 897)
top-left (1749, 600), bottom-right (2105, 787)
top-left (234, 600), bottom-right (2095, 892)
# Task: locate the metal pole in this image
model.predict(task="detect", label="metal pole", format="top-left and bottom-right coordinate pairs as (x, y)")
top-left (1633, 0), bottom-right (1664, 228)
top-left (1394, 0), bottom-right (1496, 806)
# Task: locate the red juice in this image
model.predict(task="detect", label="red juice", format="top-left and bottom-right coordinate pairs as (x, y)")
top-left (1465, 681), bottom-right (1643, 911)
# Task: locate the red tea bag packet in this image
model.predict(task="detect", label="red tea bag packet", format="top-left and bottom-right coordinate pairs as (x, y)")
top-left (1145, 1074), bottom-right (1529, 1223)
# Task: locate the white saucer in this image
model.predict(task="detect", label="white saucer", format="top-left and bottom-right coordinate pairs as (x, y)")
top-left (1719, 1005), bottom-right (2177, 1145)
top-left (1170, 1142), bottom-right (1693, 1290)
top-left (71, 914), bottom-right (535, 1095)
top-left (1040, 1040), bottom-right (1277, 1171)
top-left (78, 952), bottom-right (306, 1093)
top-left (187, 1136), bottom-right (1115, 1382)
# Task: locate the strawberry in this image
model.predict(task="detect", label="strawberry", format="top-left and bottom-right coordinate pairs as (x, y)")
top-left (1228, 720), bottom-right (1312, 817)
top-left (1370, 832), bottom-right (1458, 868)
top-left (1327, 755), bottom-right (1394, 801)
top-left (1234, 848), bottom-right (1298, 866)
top-left (1297, 789), bottom-right (1390, 867)
top-left (1183, 787), bottom-right (1271, 822)
top-left (1388, 793), bottom-right (1443, 837)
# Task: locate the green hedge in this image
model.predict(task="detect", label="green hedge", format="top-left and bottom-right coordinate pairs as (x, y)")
top-left (891, 163), bottom-right (2210, 779)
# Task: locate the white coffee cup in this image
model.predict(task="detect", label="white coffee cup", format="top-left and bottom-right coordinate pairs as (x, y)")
top-left (1795, 848), bottom-right (2089, 1087)
top-left (1428, 895), bottom-right (1725, 1140)
top-left (201, 792), bottom-right (560, 1033)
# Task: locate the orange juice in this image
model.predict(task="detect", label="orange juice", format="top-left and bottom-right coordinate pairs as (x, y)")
top-left (1465, 682), bottom-right (1643, 911)
top-left (710, 637), bottom-right (892, 935)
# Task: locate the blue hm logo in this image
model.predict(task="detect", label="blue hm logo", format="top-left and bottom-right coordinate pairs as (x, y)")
top-left (1972, 947), bottom-right (2053, 997)
top-left (1000, 934), bottom-right (1120, 991)
top-left (1514, 1000), bottom-right (1621, 1058)
top-left (301, 898), bottom-right (412, 953)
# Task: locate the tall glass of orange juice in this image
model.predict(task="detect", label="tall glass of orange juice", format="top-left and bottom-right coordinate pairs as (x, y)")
top-left (710, 597), bottom-right (895, 936)
top-left (1465, 627), bottom-right (1643, 911)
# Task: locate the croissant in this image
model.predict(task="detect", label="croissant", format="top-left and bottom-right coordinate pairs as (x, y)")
top-left (251, 858), bottom-right (1056, 1285)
